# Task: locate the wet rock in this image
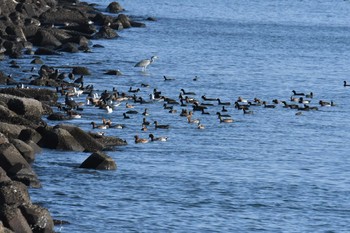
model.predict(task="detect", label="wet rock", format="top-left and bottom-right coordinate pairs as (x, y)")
top-left (72, 66), bottom-right (90, 75)
top-left (34, 47), bottom-right (62, 55)
top-left (47, 112), bottom-right (71, 121)
top-left (7, 163), bottom-right (41, 188)
top-left (39, 7), bottom-right (91, 25)
top-left (37, 126), bottom-right (85, 151)
top-left (147, 17), bottom-right (157, 21)
top-left (20, 204), bottom-right (54, 233)
top-left (61, 23), bottom-right (97, 35)
top-left (57, 124), bottom-right (105, 152)
top-left (11, 139), bottom-right (35, 164)
top-left (130, 21), bottom-right (146, 28)
top-left (0, 143), bottom-right (40, 187)
top-left (106, 2), bottom-right (124, 13)
top-left (59, 42), bottom-right (80, 53)
top-left (0, 180), bottom-right (31, 206)
top-left (2, 94), bottom-right (44, 119)
top-left (79, 151), bottom-right (117, 170)
top-left (18, 129), bottom-right (42, 144)
top-left (32, 29), bottom-right (63, 48)
top-left (0, 132), bottom-right (9, 145)
top-left (117, 14), bottom-right (132, 28)
top-left (104, 70), bottom-right (122, 75)
top-left (30, 58), bottom-right (44, 64)
top-left (0, 167), bottom-right (11, 183)
top-left (94, 26), bottom-right (119, 39)
top-left (0, 206), bottom-right (32, 233)
top-left (0, 122), bottom-right (28, 140)
top-left (93, 13), bottom-right (114, 26)
top-left (25, 140), bottom-right (42, 155)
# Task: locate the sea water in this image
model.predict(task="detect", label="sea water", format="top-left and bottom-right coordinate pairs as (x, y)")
top-left (23, 0), bottom-right (350, 232)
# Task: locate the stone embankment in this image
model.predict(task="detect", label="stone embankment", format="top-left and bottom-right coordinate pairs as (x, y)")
top-left (0, 0), bottom-right (145, 231)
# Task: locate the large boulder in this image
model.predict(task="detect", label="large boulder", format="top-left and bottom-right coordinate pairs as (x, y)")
top-left (0, 122), bottom-right (28, 140)
top-left (79, 151), bottom-right (117, 170)
top-left (57, 124), bottom-right (104, 151)
top-left (106, 2), bottom-right (124, 13)
top-left (39, 7), bottom-right (90, 25)
top-left (32, 29), bottom-right (62, 48)
top-left (0, 93), bottom-right (44, 119)
top-left (116, 14), bottom-right (131, 28)
top-left (0, 180), bottom-right (31, 207)
top-left (72, 66), bottom-right (90, 75)
top-left (18, 128), bottom-right (42, 144)
top-left (0, 206), bottom-right (32, 233)
top-left (10, 139), bottom-right (35, 164)
top-left (37, 126), bottom-right (85, 151)
top-left (0, 167), bottom-right (11, 183)
top-left (0, 143), bottom-right (40, 187)
top-left (20, 204), bottom-right (54, 233)
top-left (94, 26), bottom-right (119, 39)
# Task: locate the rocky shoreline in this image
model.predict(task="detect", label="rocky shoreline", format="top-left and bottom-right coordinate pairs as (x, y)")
top-left (0, 0), bottom-right (147, 232)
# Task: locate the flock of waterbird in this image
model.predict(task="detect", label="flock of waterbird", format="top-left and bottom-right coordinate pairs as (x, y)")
top-left (52, 56), bottom-right (344, 144)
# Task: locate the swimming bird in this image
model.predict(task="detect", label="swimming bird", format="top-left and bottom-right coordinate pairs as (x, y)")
top-left (142, 117), bottom-right (150, 126)
top-left (181, 89), bottom-right (196, 95)
top-left (305, 92), bottom-right (313, 98)
top-left (319, 100), bottom-right (335, 107)
top-left (105, 105), bottom-right (113, 113)
top-left (149, 134), bottom-right (168, 142)
top-left (197, 121), bottom-right (205, 129)
top-left (154, 121), bottom-right (170, 129)
top-left (237, 96), bottom-right (248, 103)
top-left (292, 90), bottom-right (305, 96)
top-left (218, 116), bottom-right (234, 123)
top-left (201, 95), bottom-right (217, 101)
top-left (217, 98), bottom-right (231, 105)
top-left (262, 101), bottom-right (276, 108)
top-left (243, 109), bottom-right (254, 114)
top-left (142, 108), bottom-right (149, 116)
top-left (128, 87), bottom-right (140, 93)
top-left (298, 97), bottom-right (310, 104)
top-left (91, 121), bottom-right (108, 129)
top-left (221, 106), bottom-right (228, 112)
top-left (164, 75), bottom-right (175, 81)
top-left (134, 56), bottom-right (158, 71)
top-left (134, 135), bottom-right (148, 143)
top-left (344, 81), bottom-right (350, 87)
top-left (216, 112), bottom-right (231, 118)
top-left (123, 113), bottom-right (130, 119)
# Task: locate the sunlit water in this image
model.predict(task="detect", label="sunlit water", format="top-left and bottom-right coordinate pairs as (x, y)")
top-left (4, 0), bottom-right (350, 232)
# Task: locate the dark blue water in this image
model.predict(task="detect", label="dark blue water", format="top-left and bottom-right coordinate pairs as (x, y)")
top-left (24, 0), bottom-right (350, 232)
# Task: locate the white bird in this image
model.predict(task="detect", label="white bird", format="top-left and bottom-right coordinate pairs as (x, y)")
top-left (134, 56), bottom-right (158, 71)
top-left (105, 106), bottom-right (113, 113)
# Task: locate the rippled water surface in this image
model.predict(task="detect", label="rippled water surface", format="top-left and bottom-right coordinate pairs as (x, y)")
top-left (17, 0), bottom-right (350, 232)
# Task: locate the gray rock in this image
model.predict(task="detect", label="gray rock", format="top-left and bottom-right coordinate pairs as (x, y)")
top-left (0, 167), bottom-right (11, 183)
top-left (0, 206), bottom-right (32, 233)
top-left (18, 128), bottom-right (42, 144)
top-left (106, 2), bottom-right (124, 13)
top-left (11, 139), bottom-right (35, 164)
top-left (20, 204), bottom-right (54, 233)
top-left (0, 180), bottom-right (31, 206)
top-left (94, 26), bottom-right (119, 39)
top-left (117, 14), bottom-right (131, 28)
top-left (72, 66), bottom-right (90, 75)
top-left (79, 151), bottom-right (117, 170)
top-left (37, 126), bottom-right (85, 151)
top-left (57, 124), bottom-right (105, 152)
top-left (0, 122), bottom-right (28, 140)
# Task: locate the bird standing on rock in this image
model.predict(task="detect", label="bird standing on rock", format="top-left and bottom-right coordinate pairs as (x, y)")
top-left (134, 56), bottom-right (158, 71)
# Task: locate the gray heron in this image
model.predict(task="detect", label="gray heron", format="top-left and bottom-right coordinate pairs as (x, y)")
top-left (134, 56), bottom-right (158, 71)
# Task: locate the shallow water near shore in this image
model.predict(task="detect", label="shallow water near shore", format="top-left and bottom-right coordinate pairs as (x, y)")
top-left (8, 0), bottom-right (350, 232)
